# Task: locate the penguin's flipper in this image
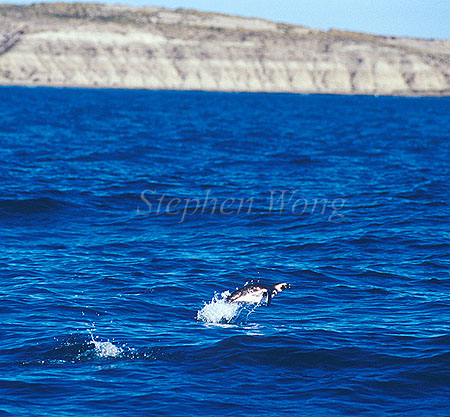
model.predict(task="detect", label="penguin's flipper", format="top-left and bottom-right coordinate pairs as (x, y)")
top-left (266, 291), bottom-right (272, 306)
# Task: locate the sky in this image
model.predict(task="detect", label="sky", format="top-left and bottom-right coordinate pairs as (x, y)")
top-left (11, 0), bottom-right (450, 39)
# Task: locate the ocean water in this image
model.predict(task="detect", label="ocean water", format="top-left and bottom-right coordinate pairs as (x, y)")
top-left (0, 86), bottom-right (449, 416)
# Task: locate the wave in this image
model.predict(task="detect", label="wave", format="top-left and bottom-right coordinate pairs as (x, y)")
top-left (0, 197), bottom-right (75, 215)
top-left (192, 334), bottom-right (450, 375)
top-left (21, 334), bottom-right (125, 365)
top-left (14, 329), bottom-right (450, 385)
top-left (18, 332), bottom-right (179, 366)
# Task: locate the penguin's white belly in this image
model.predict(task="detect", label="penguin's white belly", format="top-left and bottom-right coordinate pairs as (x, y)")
top-left (233, 289), bottom-right (267, 304)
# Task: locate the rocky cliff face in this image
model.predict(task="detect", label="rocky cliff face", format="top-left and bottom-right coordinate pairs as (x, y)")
top-left (1, 2), bottom-right (449, 95)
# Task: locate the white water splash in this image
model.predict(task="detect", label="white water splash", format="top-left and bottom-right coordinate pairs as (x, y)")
top-left (87, 329), bottom-right (123, 358)
top-left (196, 291), bottom-right (243, 324)
top-left (91, 339), bottom-right (123, 358)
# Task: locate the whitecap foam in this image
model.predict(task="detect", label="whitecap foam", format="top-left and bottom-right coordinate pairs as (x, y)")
top-left (196, 291), bottom-right (243, 324)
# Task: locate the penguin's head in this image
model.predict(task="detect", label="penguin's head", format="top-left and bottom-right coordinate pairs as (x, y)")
top-left (273, 282), bottom-right (290, 293)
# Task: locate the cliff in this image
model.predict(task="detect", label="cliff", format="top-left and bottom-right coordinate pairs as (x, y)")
top-left (1, 2), bottom-right (450, 95)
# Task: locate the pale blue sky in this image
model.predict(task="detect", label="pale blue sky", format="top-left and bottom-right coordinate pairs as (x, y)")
top-left (13, 0), bottom-right (450, 39)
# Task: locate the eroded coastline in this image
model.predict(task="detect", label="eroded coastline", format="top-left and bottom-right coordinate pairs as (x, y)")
top-left (1, 3), bottom-right (450, 95)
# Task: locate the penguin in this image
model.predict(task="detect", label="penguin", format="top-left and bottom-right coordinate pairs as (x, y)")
top-left (226, 282), bottom-right (290, 306)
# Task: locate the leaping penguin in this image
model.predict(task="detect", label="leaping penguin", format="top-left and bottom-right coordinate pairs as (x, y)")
top-left (226, 282), bottom-right (290, 306)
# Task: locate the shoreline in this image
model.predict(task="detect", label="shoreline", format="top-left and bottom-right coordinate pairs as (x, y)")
top-left (2, 82), bottom-right (450, 98)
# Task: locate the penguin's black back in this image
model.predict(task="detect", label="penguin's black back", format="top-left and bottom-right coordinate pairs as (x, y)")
top-left (227, 283), bottom-right (271, 303)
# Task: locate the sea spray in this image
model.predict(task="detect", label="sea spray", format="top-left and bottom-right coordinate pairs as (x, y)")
top-left (87, 328), bottom-right (124, 359)
top-left (196, 291), bottom-right (243, 324)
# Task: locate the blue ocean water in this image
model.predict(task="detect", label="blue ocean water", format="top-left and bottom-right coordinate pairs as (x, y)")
top-left (0, 86), bottom-right (449, 416)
